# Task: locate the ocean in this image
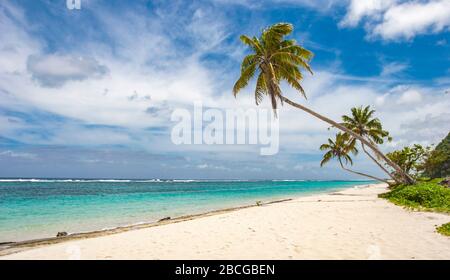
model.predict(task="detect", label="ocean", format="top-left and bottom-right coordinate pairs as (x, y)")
top-left (0, 179), bottom-right (373, 242)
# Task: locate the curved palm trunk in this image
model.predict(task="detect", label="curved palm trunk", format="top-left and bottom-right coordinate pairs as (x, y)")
top-left (361, 143), bottom-right (399, 183)
top-left (281, 96), bottom-right (415, 185)
top-left (338, 159), bottom-right (389, 184)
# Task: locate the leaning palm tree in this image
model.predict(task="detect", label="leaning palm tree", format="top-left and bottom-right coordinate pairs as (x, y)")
top-left (320, 133), bottom-right (389, 183)
top-left (341, 106), bottom-right (405, 184)
top-left (233, 22), bottom-right (414, 184)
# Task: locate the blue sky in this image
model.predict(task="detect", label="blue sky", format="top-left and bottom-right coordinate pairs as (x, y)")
top-left (0, 0), bottom-right (449, 179)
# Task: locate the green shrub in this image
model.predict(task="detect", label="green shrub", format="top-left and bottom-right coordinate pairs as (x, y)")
top-left (379, 179), bottom-right (450, 213)
top-left (436, 223), bottom-right (450, 236)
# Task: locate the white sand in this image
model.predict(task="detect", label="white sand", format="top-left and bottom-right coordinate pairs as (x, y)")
top-left (1, 183), bottom-right (449, 260)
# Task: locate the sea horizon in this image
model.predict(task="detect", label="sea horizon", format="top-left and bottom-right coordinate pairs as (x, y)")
top-left (0, 177), bottom-right (374, 182)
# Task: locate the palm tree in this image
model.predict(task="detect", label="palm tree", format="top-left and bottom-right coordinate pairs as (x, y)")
top-left (341, 106), bottom-right (403, 183)
top-left (320, 133), bottom-right (389, 183)
top-left (233, 23), bottom-right (313, 114)
top-left (233, 22), bottom-right (414, 185)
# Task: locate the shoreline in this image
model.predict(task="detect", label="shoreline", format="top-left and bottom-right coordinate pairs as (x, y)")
top-left (0, 184), bottom-right (360, 251)
top-left (2, 183), bottom-right (449, 259)
top-left (0, 180), bottom-right (370, 245)
top-left (0, 183), bottom-right (361, 256)
top-left (0, 198), bottom-right (295, 256)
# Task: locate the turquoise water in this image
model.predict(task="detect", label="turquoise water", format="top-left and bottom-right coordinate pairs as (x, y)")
top-left (0, 179), bottom-right (373, 242)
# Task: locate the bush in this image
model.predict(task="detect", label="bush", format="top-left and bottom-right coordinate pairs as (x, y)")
top-left (379, 179), bottom-right (450, 213)
top-left (436, 223), bottom-right (450, 236)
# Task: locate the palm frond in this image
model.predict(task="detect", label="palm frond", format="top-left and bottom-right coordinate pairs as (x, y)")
top-left (271, 52), bottom-right (313, 74)
top-left (234, 22), bottom-right (314, 118)
top-left (262, 23), bottom-right (293, 49)
top-left (233, 61), bottom-right (257, 96)
top-left (342, 105), bottom-right (391, 144)
top-left (240, 54), bottom-right (258, 72)
top-left (276, 64), bottom-right (306, 98)
top-left (254, 72), bottom-right (267, 105)
top-left (320, 151), bottom-right (333, 167)
top-left (239, 35), bottom-right (263, 54)
top-left (320, 143), bottom-right (331, 150)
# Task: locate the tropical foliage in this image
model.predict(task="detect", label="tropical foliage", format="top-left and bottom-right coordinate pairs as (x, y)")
top-left (319, 133), bottom-right (357, 167)
top-left (386, 144), bottom-right (429, 178)
top-left (319, 133), bottom-right (389, 183)
top-left (341, 105), bottom-right (400, 183)
top-left (422, 132), bottom-right (450, 178)
top-left (379, 178), bottom-right (450, 213)
top-left (341, 106), bottom-right (392, 144)
top-left (385, 132), bottom-right (450, 179)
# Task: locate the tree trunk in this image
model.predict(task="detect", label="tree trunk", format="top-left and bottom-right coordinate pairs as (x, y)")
top-left (338, 159), bottom-right (390, 184)
top-left (361, 143), bottom-right (399, 183)
top-left (281, 96), bottom-right (415, 185)
top-left (263, 64), bottom-right (281, 115)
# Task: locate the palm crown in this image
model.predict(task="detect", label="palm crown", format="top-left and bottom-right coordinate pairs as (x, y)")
top-left (342, 106), bottom-right (392, 144)
top-left (319, 133), bottom-right (358, 167)
top-left (233, 23), bottom-right (313, 112)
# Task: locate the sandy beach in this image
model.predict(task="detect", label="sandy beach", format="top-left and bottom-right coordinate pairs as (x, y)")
top-left (1, 183), bottom-right (449, 260)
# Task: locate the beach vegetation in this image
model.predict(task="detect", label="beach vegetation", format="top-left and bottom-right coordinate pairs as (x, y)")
top-left (386, 144), bottom-right (429, 179)
top-left (385, 132), bottom-right (449, 180)
top-left (436, 223), bottom-right (450, 236)
top-left (233, 22), bottom-right (414, 185)
top-left (379, 179), bottom-right (450, 213)
top-left (422, 132), bottom-right (450, 178)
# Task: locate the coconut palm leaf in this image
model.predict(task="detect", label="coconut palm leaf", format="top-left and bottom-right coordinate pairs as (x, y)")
top-left (233, 22), bottom-right (313, 112)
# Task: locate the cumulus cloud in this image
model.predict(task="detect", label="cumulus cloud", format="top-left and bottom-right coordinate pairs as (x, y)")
top-left (397, 89), bottom-right (422, 104)
top-left (341, 0), bottom-right (450, 41)
top-left (340, 0), bottom-right (396, 27)
top-left (399, 113), bottom-right (450, 144)
top-left (27, 54), bottom-right (109, 87)
top-left (373, 0), bottom-right (450, 40)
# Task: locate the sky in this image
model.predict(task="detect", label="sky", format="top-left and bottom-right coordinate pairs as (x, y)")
top-left (0, 0), bottom-right (449, 179)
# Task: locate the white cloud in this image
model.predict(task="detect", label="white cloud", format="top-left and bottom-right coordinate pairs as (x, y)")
top-left (340, 0), bottom-right (396, 27)
top-left (187, 8), bottom-right (230, 51)
top-left (341, 0), bottom-right (450, 41)
top-left (0, 2), bottom-right (40, 74)
top-left (196, 163), bottom-right (230, 170)
top-left (27, 54), bottom-right (109, 87)
top-left (373, 0), bottom-right (450, 40)
top-left (397, 89), bottom-right (422, 104)
top-left (380, 62), bottom-right (408, 77)
top-left (0, 1), bottom-right (229, 131)
top-left (0, 150), bottom-right (37, 160)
